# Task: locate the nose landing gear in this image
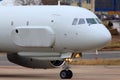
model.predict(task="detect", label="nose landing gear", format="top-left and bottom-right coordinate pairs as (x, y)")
top-left (60, 70), bottom-right (73, 79)
top-left (59, 52), bottom-right (82, 79)
top-left (60, 58), bottom-right (73, 79)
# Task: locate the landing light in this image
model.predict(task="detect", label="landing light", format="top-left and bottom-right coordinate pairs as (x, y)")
top-left (65, 58), bottom-right (73, 62)
top-left (72, 53), bottom-right (82, 58)
top-left (75, 54), bottom-right (81, 58)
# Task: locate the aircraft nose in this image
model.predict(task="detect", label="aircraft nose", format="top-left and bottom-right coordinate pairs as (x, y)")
top-left (95, 25), bottom-right (112, 48)
top-left (100, 29), bottom-right (111, 45)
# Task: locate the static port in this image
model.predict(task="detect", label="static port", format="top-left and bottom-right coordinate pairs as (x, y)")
top-left (15, 29), bottom-right (19, 33)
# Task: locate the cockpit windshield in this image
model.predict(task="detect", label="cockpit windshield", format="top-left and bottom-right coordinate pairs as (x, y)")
top-left (78, 18), bottom-right (85, 24)
top-left (72, 18), bottom-right (102, 25)
top-left (96, 18), bottom-right (102, 24)
top-left (86, 18), bottom-right (97, 24)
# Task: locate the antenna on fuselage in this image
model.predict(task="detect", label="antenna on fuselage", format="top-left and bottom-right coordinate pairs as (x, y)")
top-left (58, 0), bottom-right (61, 6)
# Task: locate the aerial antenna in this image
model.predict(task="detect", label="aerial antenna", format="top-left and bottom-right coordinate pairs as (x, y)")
top-left (58, 0), bottom-right (61, 6)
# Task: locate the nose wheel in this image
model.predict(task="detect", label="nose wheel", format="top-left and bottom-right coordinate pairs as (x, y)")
top-left (60, 70), bottom-right (73, 79)
top-left (60, 58), bottom-right (73, 79)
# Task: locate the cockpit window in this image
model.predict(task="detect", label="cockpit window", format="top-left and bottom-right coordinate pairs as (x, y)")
top-left (72, 18), bottom-right (78, 25)
top-left (78, 18), bottom-right (85, 24)
top-left (96, 18), bottom-right (102, 24)
top-left (86, 18), bottom-right (97, 24)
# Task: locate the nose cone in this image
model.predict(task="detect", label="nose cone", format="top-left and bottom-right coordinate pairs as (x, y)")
top-left (99, 29), bottom-right (111, 46)
top-left (93, 25), bottom-right (112, 49)
top-left (76, 25), bottom-right (112, 51)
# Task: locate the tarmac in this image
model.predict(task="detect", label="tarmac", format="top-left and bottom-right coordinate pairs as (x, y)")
top-left (0, 66), bottom-right (119, 80)
top-left (0, 52), bottom-right (120, 80)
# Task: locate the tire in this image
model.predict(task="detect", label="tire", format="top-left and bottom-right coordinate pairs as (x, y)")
top-left (60, 70), bottom-right (73, 79)
top-left (67, 70), bottom-right (73, 79)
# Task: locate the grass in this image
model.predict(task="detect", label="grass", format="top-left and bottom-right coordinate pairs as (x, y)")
top-left (70, 59), bottom-right (120, 65)
top-left (106, 41), bottom-right (120, 48)
top-left (103, 42), bottom-right (120, 51)
top-left (102, 36), bottom-right (120, 50)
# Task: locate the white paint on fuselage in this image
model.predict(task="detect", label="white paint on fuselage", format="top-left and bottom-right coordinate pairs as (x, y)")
top-left (0, 6), bottom-right (111, 53)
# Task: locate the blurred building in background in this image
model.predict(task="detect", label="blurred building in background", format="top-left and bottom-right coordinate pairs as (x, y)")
top-left (60, 0), bottom-right (95, 12)
top-left (0, 0), bottom-right (120, 14)
top-left (0, 0), bottom-right (15, 6)
top-left (95, 0), bottom-right (120, 15)
top-left (81, 0), bottom-right (95, 12)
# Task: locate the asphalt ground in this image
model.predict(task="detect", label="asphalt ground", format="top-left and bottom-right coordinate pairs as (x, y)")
top-left (0, 51), bottom-right (119, 80)
top-left (0, 66), bottom-right (119, 80)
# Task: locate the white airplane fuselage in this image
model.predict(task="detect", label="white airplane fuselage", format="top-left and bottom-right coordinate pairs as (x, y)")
top-left (0, 6), bottom-right (111, 53)
top-left (0, 5), bottom-right (112, 79)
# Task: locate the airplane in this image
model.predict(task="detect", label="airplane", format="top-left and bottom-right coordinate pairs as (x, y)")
top-left (0, 5), bottom-right (111, 79)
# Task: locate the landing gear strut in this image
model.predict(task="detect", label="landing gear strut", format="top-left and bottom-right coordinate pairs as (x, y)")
top-left (60, 58), bottom-right (73, 79)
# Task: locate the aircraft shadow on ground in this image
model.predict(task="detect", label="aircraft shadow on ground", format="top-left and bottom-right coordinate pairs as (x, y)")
top-left (0, 74), bottom-right (58, 79)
